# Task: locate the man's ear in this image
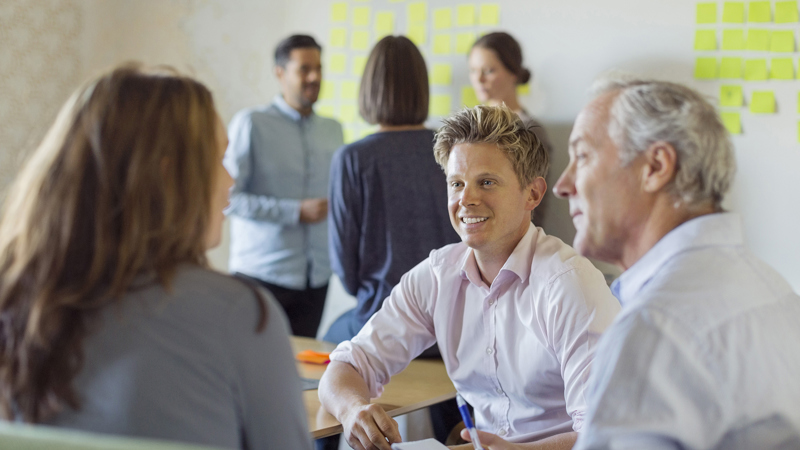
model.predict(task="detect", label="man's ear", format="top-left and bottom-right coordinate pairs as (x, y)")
top-left (641, 141), bottom-right (677, 194)
top-left (526, 177), bottom-right (547, 211)
top-left (274, 64), bottom-right (284, 80)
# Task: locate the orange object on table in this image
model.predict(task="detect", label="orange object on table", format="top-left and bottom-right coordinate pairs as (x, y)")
top-left (296, 349), bottom-right (331, 364)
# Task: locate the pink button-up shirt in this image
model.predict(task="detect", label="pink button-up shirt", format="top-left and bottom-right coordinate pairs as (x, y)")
top-left (329, 224), bottom-right (620, 442)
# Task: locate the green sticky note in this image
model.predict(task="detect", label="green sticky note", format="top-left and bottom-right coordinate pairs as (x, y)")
top-left (722, 29), bottom-right (745, 50)
top-left (721, 57), bottom-right (743, 78)
top-left (340, 104), bottom-right (358, 123)
top-left (430, 94), bottom-right (452, 116)
top-left (746, 29), bottom-right (770, 51)
top-left (457, 5), bottom-right (476, 26)
top-left (433, 34), bottom-right (452, 54)
top-left (330, 28), bottom-right (347, 48)
top-left (434, 7), bottom-right (452, 29)
top-left (331, 2), bottom-right (347, 22)
top-left (517, 84), bottom-right (531, 95)
top-left (720, 85), bottom-right (743, 106)
top-left (431, 63), bottom-right (452, 85)
top-left (750, 91), bottom-right (775, 113)
top-left (695, 30), bottom-right (717, 50)
top-left (745, 59), bottom-right (768, 80)
top-left (375, 11), bottom-right (395, 36)
top-left (352, 56), bottom-right (368, 76)
top-left (341, 81), bottom-right (358, 100)
top-left (697, 3), bottom-right (717, 23)
top-left (775, 1), bottom-right (799, 22)
top-left (723, 2), bottom-right (745, 22)
top-left (316, 105), bottom-right (336, 118)
top-left (771, 58), bottom-right (795, 79)
top-left (456, 32), bottom-right (476, 54)
top-left (329, 53), bottom-right (346, 74)
top-left (694, 57), bottom-right (718, 79)
top-left (319, 81), bottom-right (335, 100)
top-left (407, 24), bottom-right (427, 46)
top-left (353, 6), bottom-right (371, 26)
top-left (771, 31), bottom-right (795, 52)
top-left (749, 1), bottom-right (772, 22)
top-left (461, 86), bottom-right (480, 107)
top-left (720, 112), bottom-right (742, 135)
top-left (479, 4), bottom-right (500, 25)
top-left (351, 30), bottom-right (370, 51)
top-left (408, 2), bottom-right (427, 23)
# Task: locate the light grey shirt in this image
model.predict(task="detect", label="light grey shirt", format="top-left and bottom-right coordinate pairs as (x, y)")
top-left (575, 213), bottom-right (800, 450)
top-left (49, 266), bottom-right (312, 450)
top-left (224, 96), bottom-right (343, 289)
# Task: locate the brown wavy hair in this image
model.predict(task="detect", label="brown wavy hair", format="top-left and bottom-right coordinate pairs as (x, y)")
top-left (0, 64), bottom-right (220, 422)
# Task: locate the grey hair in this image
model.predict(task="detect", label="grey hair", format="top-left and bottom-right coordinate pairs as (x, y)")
top-left (592, 75), bottom-right (736, 209)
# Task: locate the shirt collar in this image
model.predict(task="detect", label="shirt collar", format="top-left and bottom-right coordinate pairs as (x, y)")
top-left (611, 212), bottom-right (744, 306)
top-left (460, 222), bottom-right (537, 288)
top-left (273, 95), bottom-right (311, 122)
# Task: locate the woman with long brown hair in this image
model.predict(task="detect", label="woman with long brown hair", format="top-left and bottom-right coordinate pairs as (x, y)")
top-left (0, 64), bottom-right (311, 449)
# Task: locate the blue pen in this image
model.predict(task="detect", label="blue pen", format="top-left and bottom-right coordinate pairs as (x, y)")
top-left (456, 393), bottom-right (484, 450)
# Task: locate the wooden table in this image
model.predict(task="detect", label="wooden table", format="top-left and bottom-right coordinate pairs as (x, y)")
top-left (292, 337), bottom-right (457, 439)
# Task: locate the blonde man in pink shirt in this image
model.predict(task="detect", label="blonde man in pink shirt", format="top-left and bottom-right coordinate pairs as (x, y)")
top-left (319, 105), bottom-right (621, 450)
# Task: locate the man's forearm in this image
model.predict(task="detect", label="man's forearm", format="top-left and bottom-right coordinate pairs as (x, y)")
top-left (318, 361), bottom-right (372, 420)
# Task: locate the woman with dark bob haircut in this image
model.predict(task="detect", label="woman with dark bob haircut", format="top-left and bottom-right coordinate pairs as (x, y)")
top-left (0, 64), bottom-right (311, 449)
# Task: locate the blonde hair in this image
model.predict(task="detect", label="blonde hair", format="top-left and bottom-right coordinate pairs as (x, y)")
top-left (433, 104), bottom-right (549, 187)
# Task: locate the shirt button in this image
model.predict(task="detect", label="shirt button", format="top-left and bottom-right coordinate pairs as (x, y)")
top-left (496, 388), bottom-right (503, 395)
top-left (488, 299), bottom-right (494, 305)
top-left (498, 429), bottom-right (507, 437)
top-left (486, 348), bottom-right (493, 355)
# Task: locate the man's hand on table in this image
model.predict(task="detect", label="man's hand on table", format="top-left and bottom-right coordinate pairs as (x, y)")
top-left (341, 403), bottom-right (402, 450)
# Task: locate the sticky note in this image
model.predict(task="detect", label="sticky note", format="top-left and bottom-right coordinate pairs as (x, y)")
top-left (316, 105), bottom-right (336, 118)
top-left (771, 31), bottom-right (795, 52)
top-left (430, 94), bottom-right (452, 116)
top-left (720, 112), bottom-right (742, 135)
top-left (434, 8), bottom-right (452, 29)
top-left (461, 86), bottom-right (480, 107)
top-left (750, 91), bottom-right (775, 113)
top-left (479, 4), bottom-right (500, 25)
top-left (694, 57), bottom-right (718, 79)
top-left (720, 57), bottom-right (743, 78)
top-left (319, 80), bottom-right (335, 100)
top-left (749, 1), bottom-right (772, 22)
top-left (722, 29), bottom-right (745, 50)
top-left (517, 84), bottom-right (531, 95)
top-left (720, 85), bottom-right (744, 107)
top-left (353, 7), bottom-right (371, 26)
top-left (375, 12), bottom-right (395, 36)
top-left (744, 59), bottom-right (768, 80)
top-left (341, 81), bottom-right (359, 100)
top-left (351, 30), bottom-right (370, 51)
top-left (456, 32), bottom-right (476, 54)
top-left (722, 2), bottom-right (745, 22)
top-left (457, 5), bottom-right (476, 26)
top-left (771, 58), bottom-right (795, 79)
top-left (697, 3), bottom-right (717, 23)
top-left (746, 29), bottom-right (770, 51)
top-left (433, 34), bottom-right (452, 54)
top-left (329, 53), bottom-right (346, 74)
top-left (408, 2), bottom-right (427, 23)
top-left (340, 104), bottom-right (358, 123)
top-left (407, 25), bottom-right (427, 46)
top-left (695, 30), bottom-right (717, 50)
top-left (775, 1), bottom-right (799, 22)
top-left (332, 2), bottom-right (347, 22)
top-left (352, 56), bottom-right (368, 76)
top-left (431, 64), bottom-right (452, 85)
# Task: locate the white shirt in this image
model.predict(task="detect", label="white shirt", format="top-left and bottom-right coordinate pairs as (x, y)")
top-left (329, 224), bottom-right (620, 442)
top-left (575, 213), bottom-right (800, 450)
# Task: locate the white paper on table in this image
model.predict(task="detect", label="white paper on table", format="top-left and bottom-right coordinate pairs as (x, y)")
top-left (391, 438), bottom-right (449, 449)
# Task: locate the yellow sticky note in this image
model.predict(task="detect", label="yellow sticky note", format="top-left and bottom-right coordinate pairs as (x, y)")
top-left (408, 2), bottom-right (427, 23)
top-left (316, 105), bottom-right (336, 118)
top-left (771, 58), bottom-right (795, 79)
top-left (434, 8), bottom-right (452, 29)
top-left (407, 25), bottom-right (427, 46)
top-left (330, 28), bottom-right (347, 48)
top-left (461, 86), bottom-right (480, 107)
top-left (720, 85), bottom-right (743, 107)
top-left (750, 91), bottom-right (775, 113)
top-left (695, 30), bottom-right (717, 50)
top-left (329, 53), bottom-right (346, 74)
top-left (319, 80), bottom-right (335, 100)
top-left (433, 34), bottom-right (452, 54)
top-left (457, 5), bottom-right (476, 26)
top-left (353, 6), bottom-right (371, 26)
top-left (431, 63), bottom-right (452, 85)
top-left (694, 57), bottom-right (718, 79)
top-left (697, 3), bottom-right (717, 23)
top-left (430, 94), bottom-right (452, 116)
top-left (351, 30), bottom-right (370, 51)
top-left (332, 2), bottom-right (347, 22)
top-left (749, 1), bottom-right (772, 22)
top-left (479, 4), bottom-right (500, 25)
top-left (375, 12), bottom-right (395, 36)
top-left (775, 1), bottom-right (799, 22)
top-left (744, 59), bottom-right (768, 80)
top-left (746, 29), bottom-right (770, 51)
top-left (771, 31), bottom-right (795, 52)
top-left (722, 29), bottom-right (745, 50)
top-left (723, 2), bottom-right (745, 22)
top-left (517, 84), bottom-right (531, 95)
top-left (720, 112), bottom-right (742, 135)
top-left (352, 56), bottom-right (368, 76)
top-left (456, 32), bottom-right (476, 54)
top-left (341, 81), bottom-right (359, 100)
top-left (720, 57), bottom-right (743, 78)
top-left (340, 104), bottom-right (358, 123)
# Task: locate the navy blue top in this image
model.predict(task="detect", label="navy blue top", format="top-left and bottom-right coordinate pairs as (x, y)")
top-left (328, 129), bottom-right (460, 329)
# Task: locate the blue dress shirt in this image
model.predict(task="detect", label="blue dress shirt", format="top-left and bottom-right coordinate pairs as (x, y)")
top-left (224, 96), bottom-right (343, 289)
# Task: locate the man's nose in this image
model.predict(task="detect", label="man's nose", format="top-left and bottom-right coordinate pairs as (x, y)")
top-left (460, 183), bottom-right (480, 206)
top-left (307, 69), bottom-right (322, 83)
top-left (553, 166), bottom-right (576, 199)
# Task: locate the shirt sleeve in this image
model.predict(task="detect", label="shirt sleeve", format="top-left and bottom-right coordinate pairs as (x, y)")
top-left (545, 259), bottom-right (621, 432)
top-left (223, 111), bottom-right (302, 225)
top-left (328, 258), bottom-right (438, 398)
top-left (328, 146), bottom-right (362, 296)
